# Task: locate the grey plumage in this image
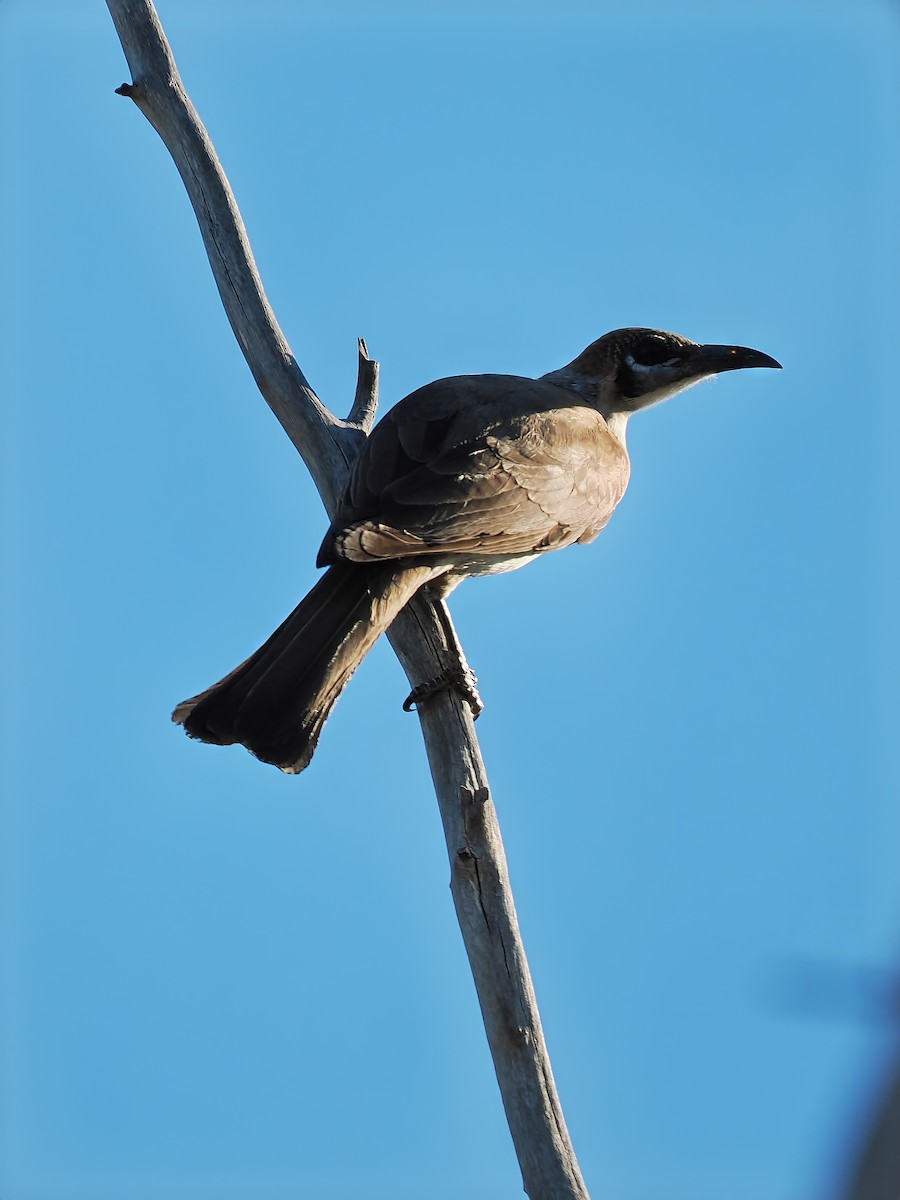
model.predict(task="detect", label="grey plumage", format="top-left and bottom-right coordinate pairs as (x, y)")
top-left (174, 328), bottom-right (780, 773)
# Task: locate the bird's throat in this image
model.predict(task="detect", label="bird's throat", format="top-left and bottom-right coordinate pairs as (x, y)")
top-left (603, 410), bottom-right (630, 447)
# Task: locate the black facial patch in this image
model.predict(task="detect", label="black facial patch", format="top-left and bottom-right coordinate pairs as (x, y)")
top-left (631, 334), bottom-right (679, 367)
top-left (614, 332), bottom-right (688, 400)
top-left (614, 360), bottom-right (639, 399)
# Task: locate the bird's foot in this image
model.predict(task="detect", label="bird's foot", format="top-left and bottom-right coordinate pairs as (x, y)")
top-left (402, 665), bottom-right (484, 718)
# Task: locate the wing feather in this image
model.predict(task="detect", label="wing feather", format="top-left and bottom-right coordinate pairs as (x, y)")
top-left (318, 375), bottom-right (629, 566)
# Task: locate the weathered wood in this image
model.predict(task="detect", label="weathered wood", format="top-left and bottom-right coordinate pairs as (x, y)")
top-left (347, 338), bottom-right (380, 433)
top-left (106, 0), bottom-right (359, 511)
top-left (389, 600), bottom-right (588, 1197)
top-left (105, 4), bottom-right (590, 1196)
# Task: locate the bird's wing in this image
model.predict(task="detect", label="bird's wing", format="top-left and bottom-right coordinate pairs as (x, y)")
top-left (319, 375), bottom-right (630, 565)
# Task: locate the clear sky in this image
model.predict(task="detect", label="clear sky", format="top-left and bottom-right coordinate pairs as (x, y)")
top-left (3, 2), bottom-right (900, 1198)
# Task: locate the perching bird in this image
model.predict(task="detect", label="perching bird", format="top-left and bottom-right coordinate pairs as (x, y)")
top-left (174, 327), bottom-right (780, 773)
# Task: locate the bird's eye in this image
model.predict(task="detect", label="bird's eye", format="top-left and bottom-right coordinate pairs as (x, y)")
top-left (633, 336), bottom-right (677, 367)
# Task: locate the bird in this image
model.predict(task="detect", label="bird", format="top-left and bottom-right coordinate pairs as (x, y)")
top-left (173, 327), bottom-right (781, 773)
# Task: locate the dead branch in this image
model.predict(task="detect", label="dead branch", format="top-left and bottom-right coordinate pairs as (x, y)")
top-left (105, 3), bottom-right (590, 1195)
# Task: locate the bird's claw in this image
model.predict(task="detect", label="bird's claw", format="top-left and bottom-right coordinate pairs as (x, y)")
top-left (402, 667), bottom-right (484, 718)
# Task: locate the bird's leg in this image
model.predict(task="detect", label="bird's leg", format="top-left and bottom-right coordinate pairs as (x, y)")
top-left (402, 591), bottom-right (484, 718)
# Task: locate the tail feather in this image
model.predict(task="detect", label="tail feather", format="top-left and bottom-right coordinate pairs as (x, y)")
top-left (173, 562), bottom-right (434, 773)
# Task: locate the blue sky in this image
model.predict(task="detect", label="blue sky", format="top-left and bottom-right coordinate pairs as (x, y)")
top-left (3, 2), bottom-right (900, 1198)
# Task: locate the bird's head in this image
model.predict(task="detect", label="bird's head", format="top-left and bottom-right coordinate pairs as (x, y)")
top-left (543, 327), bottom-right (781, 427)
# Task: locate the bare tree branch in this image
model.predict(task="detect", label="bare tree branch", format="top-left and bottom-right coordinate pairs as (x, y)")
top-left (106, 0), bottom-right (358, 510)
top-left (347, 338), bottom-right (380, 433)
top-left (104, 3), bottom-right (590, 1196)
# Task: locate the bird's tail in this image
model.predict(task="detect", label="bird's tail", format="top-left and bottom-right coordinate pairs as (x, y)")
top-left (172, 562), bottom-right (435, 774)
